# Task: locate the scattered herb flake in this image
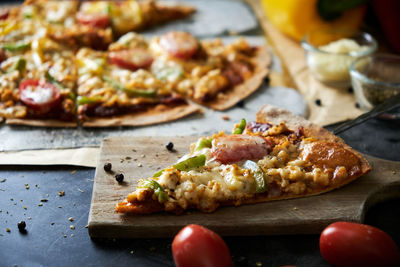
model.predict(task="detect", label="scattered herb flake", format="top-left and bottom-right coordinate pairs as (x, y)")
top-left (0, 178), bottom-right (6, 183)
top-left (58, 191), bottom-right (65, 197)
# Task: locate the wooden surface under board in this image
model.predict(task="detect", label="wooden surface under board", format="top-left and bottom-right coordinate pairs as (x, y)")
top-left (88, 136), bottom-right (400, 239)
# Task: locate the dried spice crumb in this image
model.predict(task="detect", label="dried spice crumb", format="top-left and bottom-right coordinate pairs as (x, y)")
top-left (85, 224), bottom-right (89, 228)
top-left (23, 206), bottom-right (27, 210)
top-left (71, 234), bottom-right (74, 237)
top-left (256, 262), bottom-right (262, 267)
top-left (137, 163), bottom-right (143, 167)
top-left (6, 228), bottom-right (10, 233)
top-left (58, 206), bottom-right (62, 209)
top-left (0, 178), bottom-right (6, 183)
top-left (25, 184), bottom-right (30, 190)
top-left (348, 87), bottom-right (354, 93)
top-left (140, 154), bottom-right (145, 158)
top-left (132, 149), bottom-right (137, 152)
top-left (35, 184), bottom-right (39, 188)
top-left (125, 156), bottom-right (132, 160)
top-left (315, 99), bottom-right (322, 106)
top-left (38, 203), bottom-right (43, 207)
top-left (77, 188), bottom-right (84, 193)
top-left (355, 102), bottom-right (360, 108)
top-left (70, 225), bottom-right (75, 230)
top-left (70, 170), bottom-right (77, 175)
top-left (63, 234), bottom-right (67, 238)
top-left (10, 198), bottom-right (13, 201)
top-left (58, 191), bottom-right (65, 197)
top-left (103, 162), bottom-right (112, 172)
top-left (51, 222), bottom-right (55, 225)
top-left (40, 199), bottom-right (48, 202)
top-left (130, 250), bottom-right (134, 254)
top-left (222, 115), bottom-right (230, 121)
top-left (293, 207), bottom-right (298, 210)
top-left (68, 217), bottom-right (74, 222)
top-left (27, 217), bottom-right (31, 220)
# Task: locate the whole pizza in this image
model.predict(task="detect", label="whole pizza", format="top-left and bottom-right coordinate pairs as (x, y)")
top-left (0, 0), bottom-right (271, 127)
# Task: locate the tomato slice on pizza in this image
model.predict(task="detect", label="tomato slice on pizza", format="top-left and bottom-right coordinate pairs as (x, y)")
top-left (116, 106), bottom-right (371, 214)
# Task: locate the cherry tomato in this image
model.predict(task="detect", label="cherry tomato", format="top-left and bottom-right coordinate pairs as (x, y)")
top-left (0, 9), bottom-right (9, 20)
top-left (160, 31), bottom-right (199, 59)
top-left (19, 79), bottom-right (61, 113)
top-left (108, 49), bottom-right (153, 71)
top-left (172, 224), bottom-right (232, 267)
top-left (320, 221), bottom-right (400, 267)
top-left (76, 12), bottom-right (110, 28)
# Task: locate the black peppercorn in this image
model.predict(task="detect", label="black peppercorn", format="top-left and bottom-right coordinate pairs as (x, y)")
top-left (115, 173), bottom-right (124, 183)
top-left (355, 102), bottom-right (360, 108)
top-left (103, 162), bottom-right (112, 172)
top-left (315, 99), bottom-right (322, 106)
top-left (348, 87), bottom-right (354, 93)
top-left (166, 141), bottom-right (174, 151)
top-left (17, 221), bottom-right (26, 232)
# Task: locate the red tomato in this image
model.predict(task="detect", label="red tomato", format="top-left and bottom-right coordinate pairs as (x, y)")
top-left (160, 31), bottom-right (199, 59)
top-left (172, 224), bottom-right (232, 267)
top-left (108, 49), bottom-right (153, 71)
top-left (19, 79), bottom-right (61, 113)
top-left (320, 221), bottom-right (400, 267)
top-left (0, 9), bottom-right (9, 20)
top-left (76, 12), bottom-right (110, 28)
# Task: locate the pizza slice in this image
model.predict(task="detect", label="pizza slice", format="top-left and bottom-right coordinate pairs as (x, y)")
top-left (0, 16), bottom-right (78, 126)
top-left (110, 31), bottom-right (270, 110)
top-left (75, 46), bottom-right (198, 127)
top-left (116, 105), bottom-right (371, 214)
top-left (20, 0), bottom-right (195, 50)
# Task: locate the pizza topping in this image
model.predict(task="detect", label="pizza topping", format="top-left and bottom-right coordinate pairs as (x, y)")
top-left (2, 41), bottom-right (31, 52)
top-left (77, 96), bottom-right (102, 105)
top-left (160, 31), bottom-right (199, 59)
top-left (76, 12), bottom-right (110, 28)
top-left (232, 118), bottom-right (247, 134)
top-left (108, 49), bottom-right (153, 71)
top-left (19, 79), bottom-right (61, 113)
top-left (211, 135), bottom-right (271, 164)
top-left (247, 121), bottom-right (272, 133)
top-left (0, 9), bottom-right (9, 20)
top-left (102, 75), bottom-right (156, 98)
top-left (138, 179), bottom-right (168, 203)
top-left (173, 155), bottom-right (206, 171)
top-left (194, 138), bottom-right (213, 151)
top-left (242, 160), bottom-right (267, 193)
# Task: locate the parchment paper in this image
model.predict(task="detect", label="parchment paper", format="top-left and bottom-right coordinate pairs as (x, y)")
top-left (247, 0), bottom-right (364, 126)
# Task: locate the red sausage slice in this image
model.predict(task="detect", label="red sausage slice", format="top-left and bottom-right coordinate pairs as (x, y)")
top-left (159, 31), bottom-right (199, 59)
top-left (76, 12), bottom-right (110, 28)
top-left (108, 48), bottom-right (154, 71)
top-left (19, 79), bottom-right (61, 113)
top-left (212, 135), bottom-right (271, 164)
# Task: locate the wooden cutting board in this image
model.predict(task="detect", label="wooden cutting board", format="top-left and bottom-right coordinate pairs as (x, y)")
top-left (88, 136), bottom-right (400, 238)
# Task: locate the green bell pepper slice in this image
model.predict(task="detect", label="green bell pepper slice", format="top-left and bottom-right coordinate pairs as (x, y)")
top-left (232, 118), bottom-right (246, 134)
top-left (77, 96), bottom-right (102, 105)
top-left (243, 160), bottom-right (267, 193)
top-left (2, 41), bottom-right (30, 52)
top-left (173, 154), bottom-right (206, 171)
top-left (13, 58), bottom-right (26, 72)
top-left (102, 75), bottom-right (156, 98)
top-left (194, 138), bottom-right (212, 151)
top-left (138, 179), bottom-right (168, 203)
top-left (153, 169), bottom-right (165, 178)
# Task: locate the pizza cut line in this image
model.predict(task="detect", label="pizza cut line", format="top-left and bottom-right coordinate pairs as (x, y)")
top-left (116, 105), bottom-right (371, 214)
top-left (0, 1), bottom-right (271, 127)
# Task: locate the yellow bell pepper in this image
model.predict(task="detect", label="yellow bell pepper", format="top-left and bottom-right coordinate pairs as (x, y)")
top-left (261, 0), bottom-right (366, 41)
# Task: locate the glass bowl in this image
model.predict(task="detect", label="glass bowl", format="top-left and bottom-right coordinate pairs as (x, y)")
top-left (350, 54), bottom-right (400, 111)
top-left (302, 29), bottom-right (377, 88)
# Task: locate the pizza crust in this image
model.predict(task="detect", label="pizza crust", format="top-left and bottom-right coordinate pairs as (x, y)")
top-left (81, 103), bottom-right (200, 127)
top-left (201, 45), bottom-right (271, 110)
top-left (5, 119), bottom-right (77, 127)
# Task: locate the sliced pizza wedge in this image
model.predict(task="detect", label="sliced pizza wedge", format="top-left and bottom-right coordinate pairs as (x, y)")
top-left (20, 0), bottom-right (195, 50)
top-left (116, 105), bottom-right (371, 214)
top-left (111, 31), bottom-right (271, 110)
top-left (76, 47), bottom-right (199, 127)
